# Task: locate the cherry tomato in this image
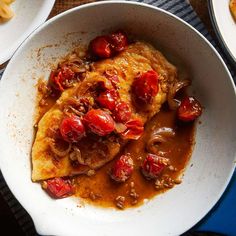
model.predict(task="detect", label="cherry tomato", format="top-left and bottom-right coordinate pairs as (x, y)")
top-left (83, 109), bottom-right (115, 136)
top-left (178, 96), bottom-right (202, 122)
top-left (141, 154), bottom-right (169, 179)
top-left (89, 36), bottom-right (112, 58)
top-left (122, 119), bottom-right (144, 140)
top-left (60, 116), bottom-right (85, 142)
top-left (50, 66), bottom-right (75, 92)
top-left (109, 31), bottom-right (128, 53)
top-left (44, 177), bottom-right (74, 199)
top-left (132, 70), bottom-right (159, 104)
top-left (110, 154), bottom-right (134, 182)
top-left (113, 101), bottom-right (131, 123)
top-left (96, 89), bottom-right (119, 110)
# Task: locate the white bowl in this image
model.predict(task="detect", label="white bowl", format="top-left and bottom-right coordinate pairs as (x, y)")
top-left (0, 0), bottom-right (55, 65)
top-left (0, 2), bottom-right (235, 236)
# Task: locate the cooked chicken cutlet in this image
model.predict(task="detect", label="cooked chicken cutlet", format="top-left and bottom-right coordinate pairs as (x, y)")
top-left (32, 42), bottom-right (177, 181)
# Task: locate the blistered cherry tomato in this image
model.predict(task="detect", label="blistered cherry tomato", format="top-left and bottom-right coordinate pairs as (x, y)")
top-left (113, 101), bottom-right (131, 123)
top-left (83, 109), bottom-right (115, 136)
top-left (50, 66), bottom-right (75, 92)
top-left (121, 119), bottom-right (144, 140)
top-left (96, 89), bottom-right (119, 110)
top-left (132, 70), bottom-right (159, 104)
top-left (89, 36), bottom-right (112, 58)
top-left (110, 154), bottom-right (134, 182)
top-left (141, 154), bottom-right (169, 179)
top-left (60, 116), bottom-right (85, 142)
top-left (109, 31), bottom-right (128, 53)
top-left (44, 178), bottom-right (74, 199)
top-left (178, 96), bottom-right (202, 122)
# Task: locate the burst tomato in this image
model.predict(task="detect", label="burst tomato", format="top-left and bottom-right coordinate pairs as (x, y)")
top-left (178, 96), bottom-right (202, 122)
top-left (113, 101), bottom-right (131, 123)
top-left (109, 31), bottom-right (128, 53)
top-left (132, 70), bottom-right (159, 104)
top-left (89, 31), bottom-right (128, 58)
top-left (89, 36), bottom-right (112, 58)
top-left (96, 89), bottom-right (119, 110)
top-left (60, 116), bottom-right (85, 142)
top-left (50, 66), bottom-right (75, 92)
top-left (110, 154), bottom-right (134, 182)
top-left (83, 109), bottom-right (115, 136)
top-left (141, 154), bottom-right (169, 179)
top-left (44, 177), bottom-right (74, 199)
top-left (122, 118), bottom-right (144, 140)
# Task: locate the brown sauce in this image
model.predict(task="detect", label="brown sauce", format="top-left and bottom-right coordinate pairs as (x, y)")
top-left (73, 105), bottom-right (195, 208)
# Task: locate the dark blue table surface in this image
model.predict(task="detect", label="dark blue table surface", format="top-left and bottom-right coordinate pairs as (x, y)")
top-left (196, 171), bottom-right (236, 235)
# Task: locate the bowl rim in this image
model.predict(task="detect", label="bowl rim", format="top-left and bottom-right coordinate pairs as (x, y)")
top-left (0, 1), bottom-right (236, 235)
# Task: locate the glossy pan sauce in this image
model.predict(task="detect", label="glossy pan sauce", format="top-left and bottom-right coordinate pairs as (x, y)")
top-left (35, 34), bottom-right (198, 209)
top-left (37, 92), bottom-right (195, 208)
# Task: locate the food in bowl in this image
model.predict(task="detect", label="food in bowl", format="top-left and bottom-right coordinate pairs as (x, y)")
top-left (0, 0), bottom-right (15, 22)
top-left (230, 0), bottom-right (236, 21)
top-left (32, 31), bottom-right (202, 209)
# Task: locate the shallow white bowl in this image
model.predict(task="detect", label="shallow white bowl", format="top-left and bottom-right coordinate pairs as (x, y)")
top-left (0, 2), bottom-right (235, 236)
top-left (0, 0), bottom-right (55, 65)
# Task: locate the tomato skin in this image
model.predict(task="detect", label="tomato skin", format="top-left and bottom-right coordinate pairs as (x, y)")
top-left (60, 116), bottom-right (85, 142)
top-left (89, 31), bottom-right (128, 58)
top-left (89, 36), bottom-right (112, 58)
top-left (121, 118), bottom-right (144, 140)
top-left (50, 71), bottom-right (64, 91)
top-left (83, 109), bottom-right (115, 136)
top-left (113, 102), bottom-right (131, 123)
top-left (132, 70), bottom-right (159, 104)
top-left (96, 89), bottom-right (119, 111)
top-left (141, 154), bottom-right (169, 179)
top-left (44, 178), bottom-right (74, 199)
top-left (109, 31), bottom-right (128, 53)
top-left (110, 154), bottom-right (134, 182)
top-left (50, 66), bottom-right (75, 92)
top-left (178, 96), bottom-right (202, 122)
